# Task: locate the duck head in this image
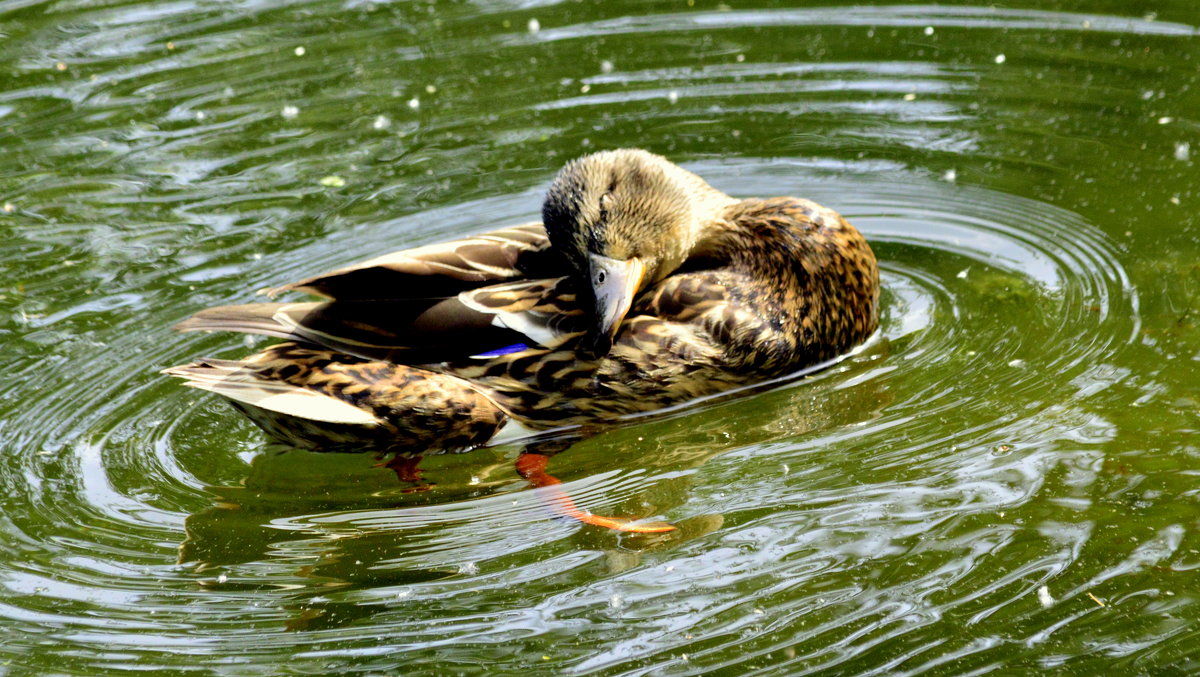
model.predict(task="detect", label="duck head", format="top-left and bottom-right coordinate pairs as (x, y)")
top-left (542, 149), bottom-right (734, 358)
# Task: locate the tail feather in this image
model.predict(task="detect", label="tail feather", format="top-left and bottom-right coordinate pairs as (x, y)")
top-left (163, 359), bottom-right (381, 426)
top-left (173, 303), bottom-right (319, 341)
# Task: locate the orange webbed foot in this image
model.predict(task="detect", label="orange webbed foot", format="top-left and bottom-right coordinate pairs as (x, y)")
top-left (515, 452), bottom-right (676, 534)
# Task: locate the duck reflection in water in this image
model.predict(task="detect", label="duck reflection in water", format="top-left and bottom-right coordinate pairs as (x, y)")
top-left (179, 363), bottom-right (892, 632)
top-left (165, 149), bottom-right (880, 533)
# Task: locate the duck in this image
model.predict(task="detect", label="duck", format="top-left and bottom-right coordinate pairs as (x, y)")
top-left (165, 148), bottom-right (880, 533)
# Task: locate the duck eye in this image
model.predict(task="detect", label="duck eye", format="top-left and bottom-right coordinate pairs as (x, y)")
top-left (595, 269), bottom-right (606, 285)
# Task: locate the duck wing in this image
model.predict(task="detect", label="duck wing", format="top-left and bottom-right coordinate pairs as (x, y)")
top-left (175, 278), bottom-right (589, 363)
top-left (261, 223), bottom-right (563, 299)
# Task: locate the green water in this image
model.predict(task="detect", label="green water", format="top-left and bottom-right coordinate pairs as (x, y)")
top-left (1, 0), bottom-right (1198, 674)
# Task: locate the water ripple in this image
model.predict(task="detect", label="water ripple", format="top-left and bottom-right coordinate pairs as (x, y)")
top-left (0, 0), bottom-right (1191, 673)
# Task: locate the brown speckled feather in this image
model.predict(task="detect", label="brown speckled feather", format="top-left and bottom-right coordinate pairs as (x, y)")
top-left (165, 343), bottom-right (506, 454)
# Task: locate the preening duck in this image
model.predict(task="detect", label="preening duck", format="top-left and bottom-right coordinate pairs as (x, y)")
top-left (165, 149), bottom-right (880, 532)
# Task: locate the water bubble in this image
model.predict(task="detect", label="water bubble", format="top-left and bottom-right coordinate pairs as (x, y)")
top-left (924, 26), bottom-right (935, 36)
top-left (373, 115), bottom-right (390, 130)
top-left (458, 561), bottom-right (479, 575)
top-left (527, 18), bottom-right (540, 33)
top-left (1157, 116), bottom-right (1172, 124)
top-left (281, 105), bottom-right (299, 119)
top-left (293, 46), bottom-right (306, 57)
top-left (943, 169), bottom-right (957, 183)
top-left (1174, 142), bottom-right (1190, 161)
top-left (994, 54), bottom-right (1006, 64)
top-left (600, 60), bottom-right (614, 74)
top-left (407, 97), bottom-right (420, 109)
top-left (1037, 585), bottom-right (1054, 608)
top-left (667, 90), bottom-right (679, 104)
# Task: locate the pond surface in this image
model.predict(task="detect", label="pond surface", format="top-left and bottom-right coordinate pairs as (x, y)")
top-left (1, 0), bottom-right (1198, 673)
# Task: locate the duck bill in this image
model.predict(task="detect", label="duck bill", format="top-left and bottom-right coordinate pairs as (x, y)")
top-left (582, 254), bottom-right (645, 358)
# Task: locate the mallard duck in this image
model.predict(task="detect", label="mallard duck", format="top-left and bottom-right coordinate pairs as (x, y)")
top-left (165, 149), bottom-right (879, 532)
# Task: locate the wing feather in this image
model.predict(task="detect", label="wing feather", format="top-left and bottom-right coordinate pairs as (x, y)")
top-left (261, 223), bottom-right (561, 299)
top-left (175, 278), bottom-right (589, 360)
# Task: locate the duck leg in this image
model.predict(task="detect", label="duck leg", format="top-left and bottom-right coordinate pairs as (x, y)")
top-left (515, 451), bottom-right (675, 533)
top-left (379, 454), bottom-right (433, 492)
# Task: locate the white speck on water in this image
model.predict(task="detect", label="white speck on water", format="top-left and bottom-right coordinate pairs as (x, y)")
top-left (994, 53), bottom-right (1006, 64)
top-left (468, 475), bottom-right (481, 485)
top-left (667, 90), bottom-right (679, 104)
top-left (1170, 195), bottom-right (1181, 205)
top-left (457, 561), bottom-right (479, 575)
top-left (396, 588), bottom-right (413, 600)
top-left (580, 84), bottom-right (591, 93)
top-left (956, 268), bottom-right (969, 279)
top-left (943, 168), bottom-right (957, 182)
top-left (407, 97), bottom-right (420, 109)
top-left (1008, 359), bottom-right (1026, 368)
top-left (373, 115), bottom-right (390, 130)
top-left (194, 111), bottom-right (206, 121)
top-left (1158, 116), bottom-right (1173, 124)
top-left (903, 92), bottom-right (917, 101)
top-left (3, 202), bottom-right (14, 213)
top-left (735, 53), bottom-right (745, 62)
top-left (281, 105), bottom-right (299, 119)
top-left (600, 59), bottom-right (614, 74)
top-left (217, 574), bottom-right (228, 584)
top-left (425, 84), bottom-right (437, 94)
top-left (319, 176), bottom-right (346, 187)
top-left (1037, 585), bottom-right (1054, 608)
top-left (754, 608), bottom-right (765, 615)
top-left (242, 335), bottom-right (257, 348)
top-left (1174, 142), bottom-right (1190, 161)
top-left (924, 26), bottom-right (935, 36)
top-left (609, 594), bottom-right (624, 608)
top-left (251, 252), bottom-right (263, 260)
top-left (781, 463), bottom-right (790, 475)
top-left (527, 18), bottom-right (540, 33)
top-left (293, 46), bottom-right (305, 56)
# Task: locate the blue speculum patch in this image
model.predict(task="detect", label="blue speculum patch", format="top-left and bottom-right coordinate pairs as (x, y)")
top-left (472, 343), bottom-right (530, 358)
